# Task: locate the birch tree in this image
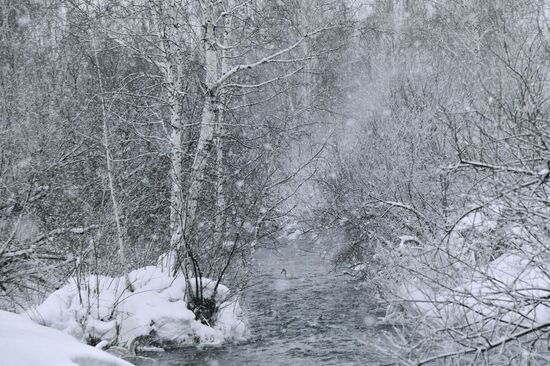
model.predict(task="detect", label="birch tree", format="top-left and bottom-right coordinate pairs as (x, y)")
top-left (90, 28), bottom-right (133, 291)
top-left (0, 0), bottom-right (352, 321)
top-left (163, 0), bottom-right (351, 321)
top-left (144, 1), bottom-right (190, 253)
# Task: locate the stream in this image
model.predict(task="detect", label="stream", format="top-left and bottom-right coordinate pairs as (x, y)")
top-left (135, 243), bottom-right (389, 365)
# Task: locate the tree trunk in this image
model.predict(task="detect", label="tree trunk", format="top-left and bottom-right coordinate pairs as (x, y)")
top-left (152, 1), bottom-right (186, 256)
top-left (168, 63), bottom-right (184, 252)
top-left (91, 33), bottom-right (133, 291)
top-left (214, 9), bottom-right (232, 246)
top-left (180, 5), bottom-right (219, 251)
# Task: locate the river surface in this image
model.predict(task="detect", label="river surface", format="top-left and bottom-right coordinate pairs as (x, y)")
top-left (135, 244), bottom-right (389, 365)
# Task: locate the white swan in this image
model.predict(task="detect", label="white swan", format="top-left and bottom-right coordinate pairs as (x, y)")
top-left (280, 268), bottom-right (298, 280)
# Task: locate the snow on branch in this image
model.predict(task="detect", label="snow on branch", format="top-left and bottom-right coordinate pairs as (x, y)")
top-left (459, 159), bottom-right (541, 177)
top-left (377, 200), bottom-right (445, 231)
top-left (216, 26), bottom-right (334, 87)
top-left (417, 321), bottom-right (550, 365)
top-left (222, 66), bottom-right (304, 89)
top-left (32, 225), bottom-right (99, 245)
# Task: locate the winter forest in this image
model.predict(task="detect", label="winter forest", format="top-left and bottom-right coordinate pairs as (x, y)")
top-left (2, 0), bottom-right (550, 365)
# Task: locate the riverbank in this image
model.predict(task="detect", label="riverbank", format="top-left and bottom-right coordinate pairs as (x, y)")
top-left (26, 254), bottom-right (248, 350)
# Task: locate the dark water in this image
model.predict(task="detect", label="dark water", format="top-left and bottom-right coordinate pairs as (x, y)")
top-left (135, 244), bottom-right (388, 365)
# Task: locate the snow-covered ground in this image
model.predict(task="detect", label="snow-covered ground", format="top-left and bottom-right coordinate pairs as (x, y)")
top-left (0, 309), bottom-right (134, 366)
top-left (26, 254), bottom-right (249, 350)
top-left (397, 209), bottom-right (550, 328)
top-left (402, 251), bottom-right (550, 326)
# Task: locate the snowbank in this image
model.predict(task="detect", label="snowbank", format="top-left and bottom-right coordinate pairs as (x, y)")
top-left (27, 258), bottom-right (249, 348)
top-left (399, 251), bottom-right (550, 328)
top-left (0, 309), bottom-right (134, 366)
top-left (394, 208), bottom-right (550, 327)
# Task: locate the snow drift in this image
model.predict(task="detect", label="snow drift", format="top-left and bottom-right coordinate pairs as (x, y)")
top-left (0, 309), bottom-right (134, 366)
top-left (397, 209), bottom-right (550, 328)
top-left (27, 256), bottom-right (249, 348)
